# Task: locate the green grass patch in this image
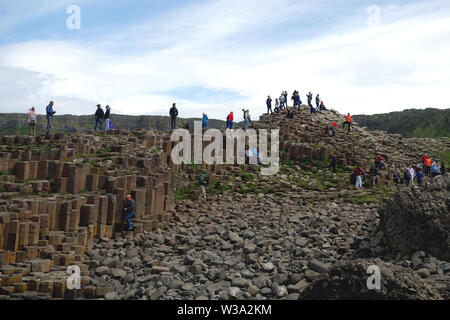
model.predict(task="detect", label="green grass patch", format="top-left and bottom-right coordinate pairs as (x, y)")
top-left (175, 184), bottom-right (197, 200)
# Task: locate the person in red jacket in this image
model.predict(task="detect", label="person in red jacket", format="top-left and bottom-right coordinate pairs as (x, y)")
top-left (226, 111), bottom-right (234, 130)
top-left (353, 166), bottom-right (363, 189)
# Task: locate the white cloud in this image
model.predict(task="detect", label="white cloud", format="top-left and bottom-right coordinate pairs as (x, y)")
top-left (0, 0), bottom-right (81, 34)
top-left (0, 0), bottom-right (449, 120)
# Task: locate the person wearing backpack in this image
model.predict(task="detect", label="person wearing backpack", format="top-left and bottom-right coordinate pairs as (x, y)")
top-left (404, 170), bottom-right (411, 187)
top-left (242, 109), bottom-right (251, 131)
top-left (27, 107), bottom-right (37, 136)
top-left (169, 103), bottom-right (179, 130)
top-left (199, 172), bottom-right (209, 200)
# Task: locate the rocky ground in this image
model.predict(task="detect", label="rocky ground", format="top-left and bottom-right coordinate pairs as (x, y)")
top-left (78, 177), bottom-right (449, 300)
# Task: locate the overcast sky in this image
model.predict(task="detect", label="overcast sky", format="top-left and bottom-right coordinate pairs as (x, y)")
top-left (0, 0), bottom-right (449, 120)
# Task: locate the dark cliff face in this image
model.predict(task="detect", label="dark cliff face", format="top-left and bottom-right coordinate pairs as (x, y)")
top-left (354, 108), bottom-right (450, 138)
top-left (379, 175), bottom-right (450, 261)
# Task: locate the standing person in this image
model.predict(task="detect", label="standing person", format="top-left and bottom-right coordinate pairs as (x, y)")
top-left (408, 166), bottom-right (415, 185)
top-left (45, 101), bottom-right (56, 136)
top-left (404, 169), bottom-right (411, 187)
top-left (199, 172), bottom-right (209, 201)
top-left (279, 93), bottom-right (285, 109)
top-left (307, 92), bottom-right (313, 107)
top-left (441, 162), bottom-right (447, 176)
top-left (242, 109), bottom-right (251, 131)
top-left (266, 96), bottom-right (273, 114)
top-left (169, 103), bottom-right (178, 130)
top-left (123, 194), bottom-right (135, 231)
top-left (27, 107), bottom-right (37, 136)
top-left (202, 113), bottom-right (209, 129)
top-left (329, 153), bottom-right (337, 173)
top-left (104, 105), bottom-right (111, 131)
top-left (354, 166), bottom-right (363, 189)
top-left (283, 91), bottom-right (288, 108)
top-left (343, 113), bottom-right (352, 132)
top-left (293, 91), bottom-right (301, 111)
top-left (424, 157), bottom-right (432, 176)
top-left (94, 104), bottom-right (104, 131)
top-left (226, 111), bottom-right (234, 130)
top-left (369, 165), bottom-right (378, 187)
top-left (274, 99), bottom-right (280, 114)
top-left (315, 94), bottom-right (320, 109)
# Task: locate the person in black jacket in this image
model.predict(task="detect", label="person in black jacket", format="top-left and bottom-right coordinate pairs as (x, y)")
top-left (94, 104), bottom-right (104, 131)
top-left (104, 105), bottom-right (111, 131)
top-left (123, 194), bottom-right (135, 231)
top-left (266, 96), bottom-right (272, 114)
top-left (169, 103), bottom-right (179, 130)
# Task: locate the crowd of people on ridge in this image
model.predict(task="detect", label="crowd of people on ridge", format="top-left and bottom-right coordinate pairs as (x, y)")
top-left (27, 101), bottom-right (113, 137)
top-left (266, 90), bottom-right (328, 122)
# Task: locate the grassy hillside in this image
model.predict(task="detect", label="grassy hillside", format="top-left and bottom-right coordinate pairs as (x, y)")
top-left (0, 113), bottom-right (241, 135)
top-left (354, 108), bottom-right (450, 138)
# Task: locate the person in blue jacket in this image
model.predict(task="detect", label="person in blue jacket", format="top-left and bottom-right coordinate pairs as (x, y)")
top-left (202, 113), bottom-right (209, 129)
top-left (430, 164), bottom-right (440, 177)
top-left (45, 101), bottom-right (56, 136)
top-left (416, 169), bottom-right (425, 185)
top-left (307, 92), bottom-right (313, 107)
top-left (266, 96), bottom-right (273, 114)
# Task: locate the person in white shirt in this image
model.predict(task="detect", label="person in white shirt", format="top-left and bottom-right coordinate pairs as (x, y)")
top-left (409, 166), bottom-right (415, 185)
